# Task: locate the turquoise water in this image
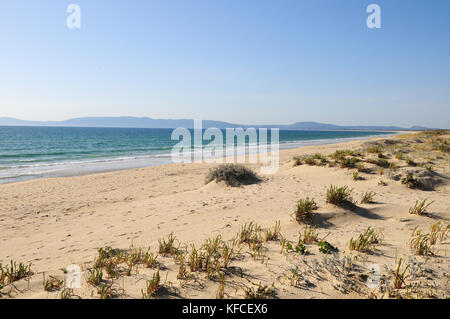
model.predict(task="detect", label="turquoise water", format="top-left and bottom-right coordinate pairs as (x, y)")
top-left (0, 126), bottom-right (394, 183)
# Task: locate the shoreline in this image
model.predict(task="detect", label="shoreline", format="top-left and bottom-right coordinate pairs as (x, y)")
top-left (0, 131), bottom-right (400, 186)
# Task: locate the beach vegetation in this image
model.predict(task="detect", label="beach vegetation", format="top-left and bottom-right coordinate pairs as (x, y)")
top-left (158, 233), bottom-right (179, 257)
top-left (318, 240), bottom-right (338, 254)
top-left (206, 164), bottom-right (260, 187)
top-left (393, 259), bottom-right (409, 289)
top-left (264, 220), bottom-right (281, 241)
top-left (360, 190), bottom-right (376, 204)
top-left (0, 261), bottom-right (33, 285)
top-left (141, 270), bottom-right (161, 299)
top-left (326, 185), bottom-right (353, 206)
top-left (243, 281), bottom-right (276, 299)
top-left (43, 275), bottom-right (63, 292)
top-left (409, 199), bottom-right (433, 216)
top-left (299, 225), bottom-right (320, 244)
top-left (401, 174), bottom-right (420, 189)
top-left (348, 227), bottom-right (381, 252)
top-left (294, 197), bottom-right (318, 222)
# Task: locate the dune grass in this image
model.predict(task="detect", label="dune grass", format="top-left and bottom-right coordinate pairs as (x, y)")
top-left (326, 185), bottom-right (353, 206)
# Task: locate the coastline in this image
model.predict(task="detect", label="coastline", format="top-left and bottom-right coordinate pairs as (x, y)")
top-left (0, 130), bottom-right (400, 185)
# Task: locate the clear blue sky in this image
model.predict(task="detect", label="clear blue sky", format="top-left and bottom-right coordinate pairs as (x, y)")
top-left (1, 0), bottom-right (449, 128)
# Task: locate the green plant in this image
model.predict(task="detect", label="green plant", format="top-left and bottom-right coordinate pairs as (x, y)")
top-left (205, 164), bottom-right (260, 187)
top-left (142, 250), bottom-right (158, 268)
top-left (176, 252), bottom-right (188, 279)
top-left (360, 190), bottom-right (376, 204)
top-left (97, 282), bottom-right (120, 299)
top-left (216, 272), bottom-right (226, 299)
top-left (326, 185), bottom-right (353, 206)
top-left (0, 261), bottom-right (33, 285)
top-left (294, 197), bottom-right (318, 221)
top-left (43, 275), bottom-right (63, 292)
top-left (401, 174), bottom-right (421, 189)
top-left (294, 242), bottom-right (307, 255)
top-left (158, 233), bottom-right (179, 256)
top-left (318, 240), bottom-right (338, 254)
top-left (87, 268), bottom-right (103, 286)
top-left (237, 222), bottom-right (262, 245)
top-left (352, 171), bottom-right (359, 181)
top-left (393, 259), bottom-right (410, 289)
top-left (60, 288), bottom-right (76, 299)
top-left (299, 225), bottom-right (319, 244)
top-left (409, 199), bottom-right (433, 216)
top-left (410, 228), bottom-right (433, 256)
top-left (188, 245), bottom-right (205, 272)
top-left (243, 282), bottom-right (276, 299)
top-left (303, 155), bottom-right (318, 166)
top-left (264, 220), bottom-right (281, 241)
top-left (348, 227), bottom-right (381, 252)
top-left (141, 270), bottom-right (161, 299)
top-left (339, 157), bottom-right (358, 169)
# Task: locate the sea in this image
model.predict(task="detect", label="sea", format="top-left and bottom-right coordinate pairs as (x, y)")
top-left (0, 126), bottom-right (395, 184)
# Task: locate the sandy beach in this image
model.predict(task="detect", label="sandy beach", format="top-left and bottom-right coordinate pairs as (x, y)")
top-left (1, 131), bottom-right (449, 299)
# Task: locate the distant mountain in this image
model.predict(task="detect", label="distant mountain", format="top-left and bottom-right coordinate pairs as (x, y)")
top-left (0, 117), bottom-right (438, 131)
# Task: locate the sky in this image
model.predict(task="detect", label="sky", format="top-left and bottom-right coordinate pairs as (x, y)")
top-left (0, 0), bottom-right (449, 128)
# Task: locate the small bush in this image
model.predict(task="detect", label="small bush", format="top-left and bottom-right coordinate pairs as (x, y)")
top-left (264, 220), bottom-right (281, 241)
top-left (43, 276), bottom-right (63, 292)
top-left (206, 164), bottom-right (260, 187)
top-left (87, 268), bottom-right (103, 286)
top-left (348, 227), bottom-right (381, 252)
top-left (141, 270), bottom-right (161, 299)
top-left (0, 261), bottom-right (33, 285)
top-left (401, 174), bottom-right (420, 189)
top-left (158, 233), bottom-right (179, 256)
top-left (410, 228), bottom-right (434, 256)
top-left (393, 259), bottom-right (410, 289)
top-left (294, 197), bottom-right (318, 222)
top-left (318, 240), bottom-right (338, 254)
top-left (299, 226), bottom-right (319, 244)
top-left (409, 199), bottom-right (433, 216)
top-left (360, 191), bottom-right (376, 204)
top-left (326, 185), bottom-right (353, 206)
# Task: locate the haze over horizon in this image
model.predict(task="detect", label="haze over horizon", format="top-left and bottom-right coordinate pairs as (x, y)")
top-left (1, 0), bottom-right (449, 128)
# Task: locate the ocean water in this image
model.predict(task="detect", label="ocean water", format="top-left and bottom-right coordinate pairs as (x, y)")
top-left (0, 126), bottom-right (394, 184)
